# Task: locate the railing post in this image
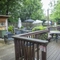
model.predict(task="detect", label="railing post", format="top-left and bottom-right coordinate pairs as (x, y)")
top-left (42, 45), bottom-right (47, 60)
top-left (14, 39), bottom-right (19, 60)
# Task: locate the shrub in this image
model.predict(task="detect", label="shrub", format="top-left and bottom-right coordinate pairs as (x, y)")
top-left (8, 25), bottom-right (14, 33)
top-left (32, 26), bottom-right (46, 31)
top-left (19, 26), bottom-right (24, 30)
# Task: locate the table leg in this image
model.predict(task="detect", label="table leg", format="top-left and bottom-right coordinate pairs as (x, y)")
top-left (55, 34), bottom-right (58, 42)
top-left (51, 34), bottom-right (54, 38)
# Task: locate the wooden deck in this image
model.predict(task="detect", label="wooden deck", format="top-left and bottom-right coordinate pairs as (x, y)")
top-left (47, 40), bottom-right (60, 60)
top-left (0, 40), bottom-right (60, 60)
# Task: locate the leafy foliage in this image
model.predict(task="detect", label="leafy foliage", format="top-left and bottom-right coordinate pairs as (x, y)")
top-left (32, 26), bottom-right (46, 31)
top-left (8, 25), bottom-right (14, 33)
top-left (50, 0), bottom-right (60, 22)
top-left (0, 0), bottom-right (44, 23)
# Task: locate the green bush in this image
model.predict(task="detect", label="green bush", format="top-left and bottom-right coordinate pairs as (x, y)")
top-left (19, 26), bottom-right (24, 30)
top-left (8, 25), bottom-right (14, 33)
top-left (32, 26), bottom-right (46, 31)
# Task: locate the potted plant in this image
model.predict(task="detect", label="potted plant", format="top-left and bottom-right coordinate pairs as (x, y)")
top-left (8, 25), bottom-right (14, 33)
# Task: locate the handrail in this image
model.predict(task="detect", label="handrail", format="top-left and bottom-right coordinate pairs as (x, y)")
top-left (14, 36), bottom-right (48, 45)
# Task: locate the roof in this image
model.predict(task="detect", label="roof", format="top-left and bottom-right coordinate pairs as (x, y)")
top-left (33, 20), bottom-right (43, 24)
top-left (25, 19), bottom-right (34, 23)
top-left (0, 15), bottom-right (10, 18)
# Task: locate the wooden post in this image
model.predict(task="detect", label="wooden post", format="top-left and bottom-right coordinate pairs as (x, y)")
top-left (5, 19), bottom-right (8, 31)
top-left (47, 9), bottom-right (49, 26)
top-left (42, 46), bottom-right (47, 60)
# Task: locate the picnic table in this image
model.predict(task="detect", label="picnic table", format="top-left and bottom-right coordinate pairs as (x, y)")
top-left (50, 31), bottom-right (60, 42)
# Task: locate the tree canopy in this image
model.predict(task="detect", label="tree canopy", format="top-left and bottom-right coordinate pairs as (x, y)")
top-left (50, 0), bottom-right (60, 22)
top-left (0, 0), bottom-right (44, 23)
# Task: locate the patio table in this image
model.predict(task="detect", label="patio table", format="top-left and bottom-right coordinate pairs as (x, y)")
top-left (50, 31), bottom-right (60, 42)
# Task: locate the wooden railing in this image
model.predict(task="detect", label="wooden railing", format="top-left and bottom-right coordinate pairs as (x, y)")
top-left (13, 30), bottom-right (49, 60)
top-left (48, 26), bottom-right (60, 31)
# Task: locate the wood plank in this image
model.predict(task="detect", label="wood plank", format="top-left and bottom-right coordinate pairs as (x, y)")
top-left (47, 41), bottom-right (60, 60)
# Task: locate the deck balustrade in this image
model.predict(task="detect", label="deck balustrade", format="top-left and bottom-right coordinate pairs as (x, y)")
top-left (13, 30), bottom-right (49, 60)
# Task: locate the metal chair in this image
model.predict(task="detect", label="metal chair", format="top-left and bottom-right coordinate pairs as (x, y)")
top-left (4, 32), bottom-right (14, 44)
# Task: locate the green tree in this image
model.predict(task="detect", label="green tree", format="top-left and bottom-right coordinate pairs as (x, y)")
top-left (50, 0), bottom-right (60, 22)
top-left (0, 0), bottom-right (21, 23)
top-left (0, 0), bottom-right (44, 23)
top-left (20, 0), bottom-right (44, 21)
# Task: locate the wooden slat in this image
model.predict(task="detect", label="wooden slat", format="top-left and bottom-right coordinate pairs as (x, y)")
top-left (32, 43), bottom-right (35, 60)
top-left (37, 44), bottom-right (39, 60)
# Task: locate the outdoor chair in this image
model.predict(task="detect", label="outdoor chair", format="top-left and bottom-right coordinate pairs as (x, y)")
top-left (4, 32), bottom-right (14, 44)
